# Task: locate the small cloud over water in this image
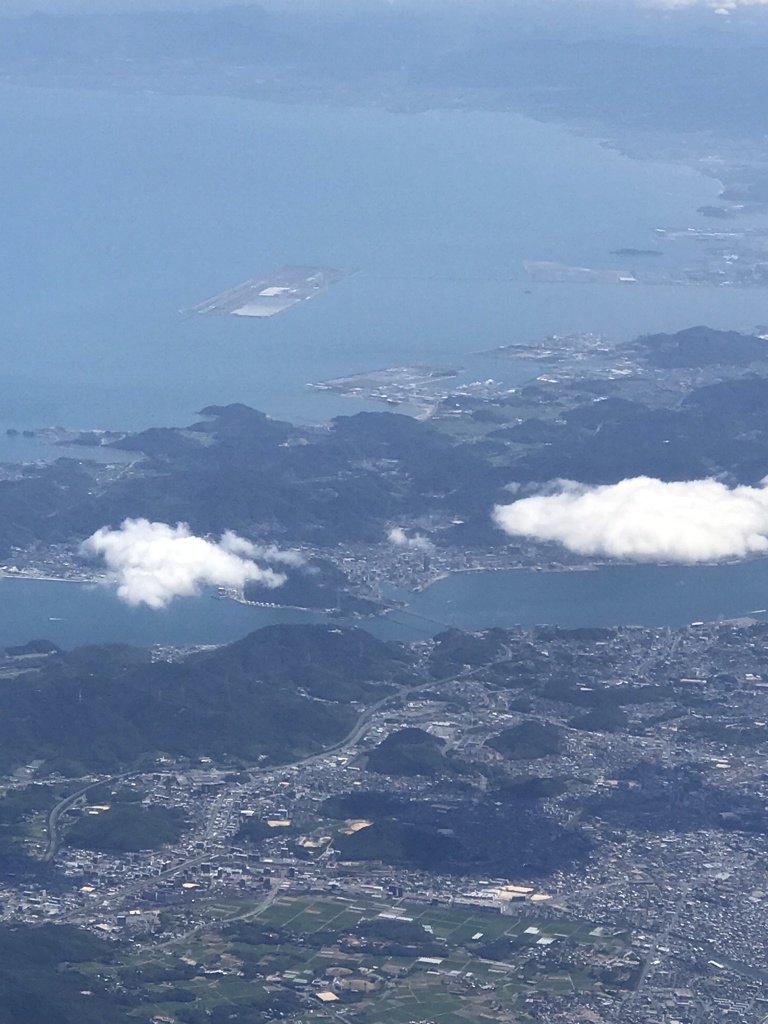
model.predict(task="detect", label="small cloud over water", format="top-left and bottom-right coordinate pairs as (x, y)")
top-left (82, 519), bottom-right (300, 608)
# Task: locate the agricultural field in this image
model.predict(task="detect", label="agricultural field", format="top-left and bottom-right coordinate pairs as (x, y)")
top-left (76, 893), bottom-right (640, 1024)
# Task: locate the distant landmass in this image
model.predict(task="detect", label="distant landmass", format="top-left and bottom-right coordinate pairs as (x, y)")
top-left (2, 1), bottom-right (768, 218)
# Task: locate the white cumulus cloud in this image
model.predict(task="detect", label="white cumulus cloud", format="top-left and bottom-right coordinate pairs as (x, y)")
top-left (388, 526), bottom-right (434, 552)
top-left (493, 476), bottom-right (768, 563)
top-left (219, 532), bottom-right (304, 567)
top-left (81, 519), bottom-right (297, 608)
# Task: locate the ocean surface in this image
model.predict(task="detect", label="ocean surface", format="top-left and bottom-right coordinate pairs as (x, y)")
top-left (3, 85), bottom-right (768, 442)
top-left (3, 84), bottom-right (768, 642)
top-left (2, 560), bottom-right (768, 650)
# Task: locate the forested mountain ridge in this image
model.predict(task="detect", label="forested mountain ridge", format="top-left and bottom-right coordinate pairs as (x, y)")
top-left (0, 625), bottom-right (409, 773)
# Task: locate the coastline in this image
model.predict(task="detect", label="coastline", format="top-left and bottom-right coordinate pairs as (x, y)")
top-left (0, 569), bottom-right (102, 584)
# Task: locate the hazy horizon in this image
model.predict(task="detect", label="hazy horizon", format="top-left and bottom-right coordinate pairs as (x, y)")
top-left (7, 0), bottom-right (768, 15)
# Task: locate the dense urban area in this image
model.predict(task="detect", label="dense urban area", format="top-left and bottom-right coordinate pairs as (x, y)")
top-left (4, 618), bottom-right (768, 1024)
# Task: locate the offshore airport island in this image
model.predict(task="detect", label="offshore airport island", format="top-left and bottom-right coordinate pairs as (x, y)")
top-left (6, 326), bottom-right (768, 1024)
top-left (184, 267), bottom-right (348, 319)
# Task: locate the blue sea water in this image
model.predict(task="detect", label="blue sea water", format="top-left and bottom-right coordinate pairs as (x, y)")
top-left (0, 577), bottom-right (324, 649)
top-left (3, 559), bottom-right (768, 650)
top-left (3, 85), bottom-right (768, 642)
top-left (377, 561), bottom-right (768, 638)
top-left (1, 84), bottom-right (767, 443)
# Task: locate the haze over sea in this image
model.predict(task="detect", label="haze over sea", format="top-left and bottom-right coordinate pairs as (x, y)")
top-left (3, 85), bottom-right (768, 438)
top-left (3, 84), bottom-right (768, 643)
